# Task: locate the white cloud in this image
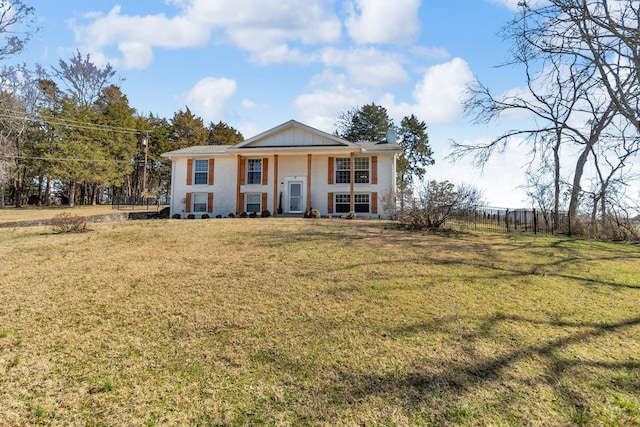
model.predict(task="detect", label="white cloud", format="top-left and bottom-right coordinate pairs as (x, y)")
top-left (382, 58), bottom-right (475, 124)
top-left (413, 58), bottom-right (475, 123)
top-left (241, 99), bottom-right (258, 110)
top-left (294, 70), bottom-right (372, 132)
top-left (118, 42), bottom-right (154, 69)
top-left (71, 1), bottom-right (342, 69)
top-left (411, 45), bottom-right (451, 60)
top-left (319, 47), bottom-right (408, 87)
top-left (346, 0), bottom-right (421, 44)
top-left (185, 77), bottom-right (237, 123)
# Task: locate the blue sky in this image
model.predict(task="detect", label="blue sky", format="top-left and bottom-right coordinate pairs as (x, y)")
top-left (20, 0), bottom-right (537, 207)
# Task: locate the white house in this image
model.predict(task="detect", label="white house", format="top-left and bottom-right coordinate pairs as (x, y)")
top-left (161, 119), bottom-right (403, 218)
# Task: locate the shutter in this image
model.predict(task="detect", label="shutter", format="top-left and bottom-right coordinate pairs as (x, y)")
top-left (371, 192), bottom-right (378, 214)
top-left (327, 192), bottom-right (334, 214)
top-left (185, 192), bottom-right (192, 213)
top-left (371, 156), bottom-right (378, 185)
top-left (208, 159), bottom-right (214, 185)
top-left (207, 193), bottom-right (214, 213)
top-left (262, 192), bottom-right (268, 211)
top-left (239, 157), bottom-right (245, 186)
top-left (238, 193), bottom-right (245, 213)
top-left (186, 159), bottom-right (193, 185)
top-left (328, 157), bottom-right (334, 184)
top-left (262, 158), bottom-right (269, 185)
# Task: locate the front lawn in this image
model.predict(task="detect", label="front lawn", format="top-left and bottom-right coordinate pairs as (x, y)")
top-left (0, 218), bottom-right (638, 425)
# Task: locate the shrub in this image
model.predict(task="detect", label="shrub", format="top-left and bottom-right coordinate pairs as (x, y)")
top-left (215, 214), bottom-right (222, 218)
top-left (172, 214), bottom-right (182, 219)
top-left (397, 181), bottom-right (484, 231)
top-left (305, 208), bottom-right (321, 219)
top-left (187, 214), bottom-right (195, 219)
top-left (261, 210), bottom-right (271, 218)
top-left (50, 213), bottom-right (87, 233)
top-left (201, 214), bottom-right (210, 219)
top-left (249, 212), bottom-right (258, 218)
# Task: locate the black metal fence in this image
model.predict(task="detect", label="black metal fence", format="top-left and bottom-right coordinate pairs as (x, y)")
top-left (111, 196), bottom-right (169, 211)
top-left (445, 206), bottom-right (571, 235)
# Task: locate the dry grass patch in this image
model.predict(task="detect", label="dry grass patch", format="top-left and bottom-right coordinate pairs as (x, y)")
top-left (0, 219), bottom-right (638, 426)
top-left (0, 205), bottom-right (159, 224)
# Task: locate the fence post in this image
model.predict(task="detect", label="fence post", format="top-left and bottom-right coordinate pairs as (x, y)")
top-left (505, 209), bottom-right (510, 232)
top-left (533, 208), bottom-right (537, 234)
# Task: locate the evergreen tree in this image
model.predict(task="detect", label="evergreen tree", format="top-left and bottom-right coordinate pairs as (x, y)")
top-left (169, 107), bottom-right (209, 148)
top-left (207, 121), bottom-right (244, 145)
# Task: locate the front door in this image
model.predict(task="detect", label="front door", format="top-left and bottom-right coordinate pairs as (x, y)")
top-left (288, 181), bottom-right (303, 213)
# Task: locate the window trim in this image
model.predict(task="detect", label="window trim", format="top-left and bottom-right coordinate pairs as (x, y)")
top-left (246, 159), bottom-right (262, 185)
top-left (334, 192), bottom-right (370, 213)
top-left (334, 156), bottom-right (370, 184)
top-left (245, 192), bottom-right (262, 213)
top-left (192, 193), bottom-right (208, 213)
top-left (193, 159), bottom-right (209, 185)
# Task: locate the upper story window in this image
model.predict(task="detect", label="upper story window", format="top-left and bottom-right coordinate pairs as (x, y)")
top-left (354, 157), bottom-right (369, 183)
top-left (335, 157), bottom-right (369, 184)
top-left (247, 159), bottom-right (262, 184)
top-left (335, 158), bottom-right (350, 184)
top-left (194, 160), bottom-right (209, 185)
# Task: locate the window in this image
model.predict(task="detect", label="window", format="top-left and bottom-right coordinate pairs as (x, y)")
top-left (335, 158), bottom-right (350, 184)
top-left (247, 159), bottom-right (262, 184)
top-left (334, 157), bottom-right (369, 184)
top-left (194, 160), bottom-right (208, 185)
top-left (335, 193), bottom-right (370, 213)
top-left (354, 157), bottom-right (370, 183)
top-left (335, 193), bottom-right (351, 213)
top-left (192, 193), bottom-right (207, 212)
top-left (353, 193), bottom-right (370, 212)
top-left (246, 193), bottom-right (261, 213)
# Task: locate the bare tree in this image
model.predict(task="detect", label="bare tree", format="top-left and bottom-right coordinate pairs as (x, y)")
top-left (50, 50), bottom-right (120, 108)
top-left (0, 0), bottom-right (37, 206)
top-left (452, 0), bottom-right (639, 227)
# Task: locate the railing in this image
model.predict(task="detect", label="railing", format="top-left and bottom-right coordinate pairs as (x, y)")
top-left (446, 207), bottom-right (571, 235)
top-left (111, 196), bottom-right (169, 211)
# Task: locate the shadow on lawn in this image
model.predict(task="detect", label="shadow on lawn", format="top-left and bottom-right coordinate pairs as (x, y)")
top-left (368, 315), bottom-right (638, 423)
top-left (251, 313), bottom-right (640, 424)
top-left (247, 225), bottom-right (640, 423)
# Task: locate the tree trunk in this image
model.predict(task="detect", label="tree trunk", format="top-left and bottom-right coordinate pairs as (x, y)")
top-left (68, 180), bottom-right (76, 207)
top-left (44, 176), bottom-right (52, 206)
top-left (568, 143), bottom-right (591, 219)
top-left (553, 129), bottom-right (561, 231)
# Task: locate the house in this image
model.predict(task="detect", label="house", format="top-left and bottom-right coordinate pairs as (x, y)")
top-left (161, 119), bottom-right (403, 219)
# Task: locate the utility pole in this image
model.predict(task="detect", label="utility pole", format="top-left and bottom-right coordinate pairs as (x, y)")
top-left (142, 131), bottom-right (149, 194)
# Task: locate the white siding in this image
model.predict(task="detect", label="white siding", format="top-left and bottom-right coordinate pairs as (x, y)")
top-left (169, 152), bottom-right (397, 218)
top-left (247, 128), bottom-right (339, 148)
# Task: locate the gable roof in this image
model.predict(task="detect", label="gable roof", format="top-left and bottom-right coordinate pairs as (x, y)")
top-left (161, 119), bottom-right (403, 159)
top-left (233, 120), bottom-right (358, 149)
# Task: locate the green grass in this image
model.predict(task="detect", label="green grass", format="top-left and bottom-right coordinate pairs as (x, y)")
top-left (0, 217), bottom-right (639, 426)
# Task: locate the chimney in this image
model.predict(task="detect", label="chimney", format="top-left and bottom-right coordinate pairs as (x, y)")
top-left (385, 129), bottom-right (397, 144)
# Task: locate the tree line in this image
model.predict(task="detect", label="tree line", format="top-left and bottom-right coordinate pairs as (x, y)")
top-left (0, 3), bottom-right (243, 208)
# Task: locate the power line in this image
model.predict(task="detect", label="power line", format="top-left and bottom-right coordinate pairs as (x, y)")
top-left (0, 109), bottom-right (147, 136)
top-left (0, 154), bottom-right (135, 164)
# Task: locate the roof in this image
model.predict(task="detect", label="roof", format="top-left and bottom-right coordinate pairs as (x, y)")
top-left (160, 145), bottom-right (230, 158)
top-left (161, 119), bottom-right (403, 158)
